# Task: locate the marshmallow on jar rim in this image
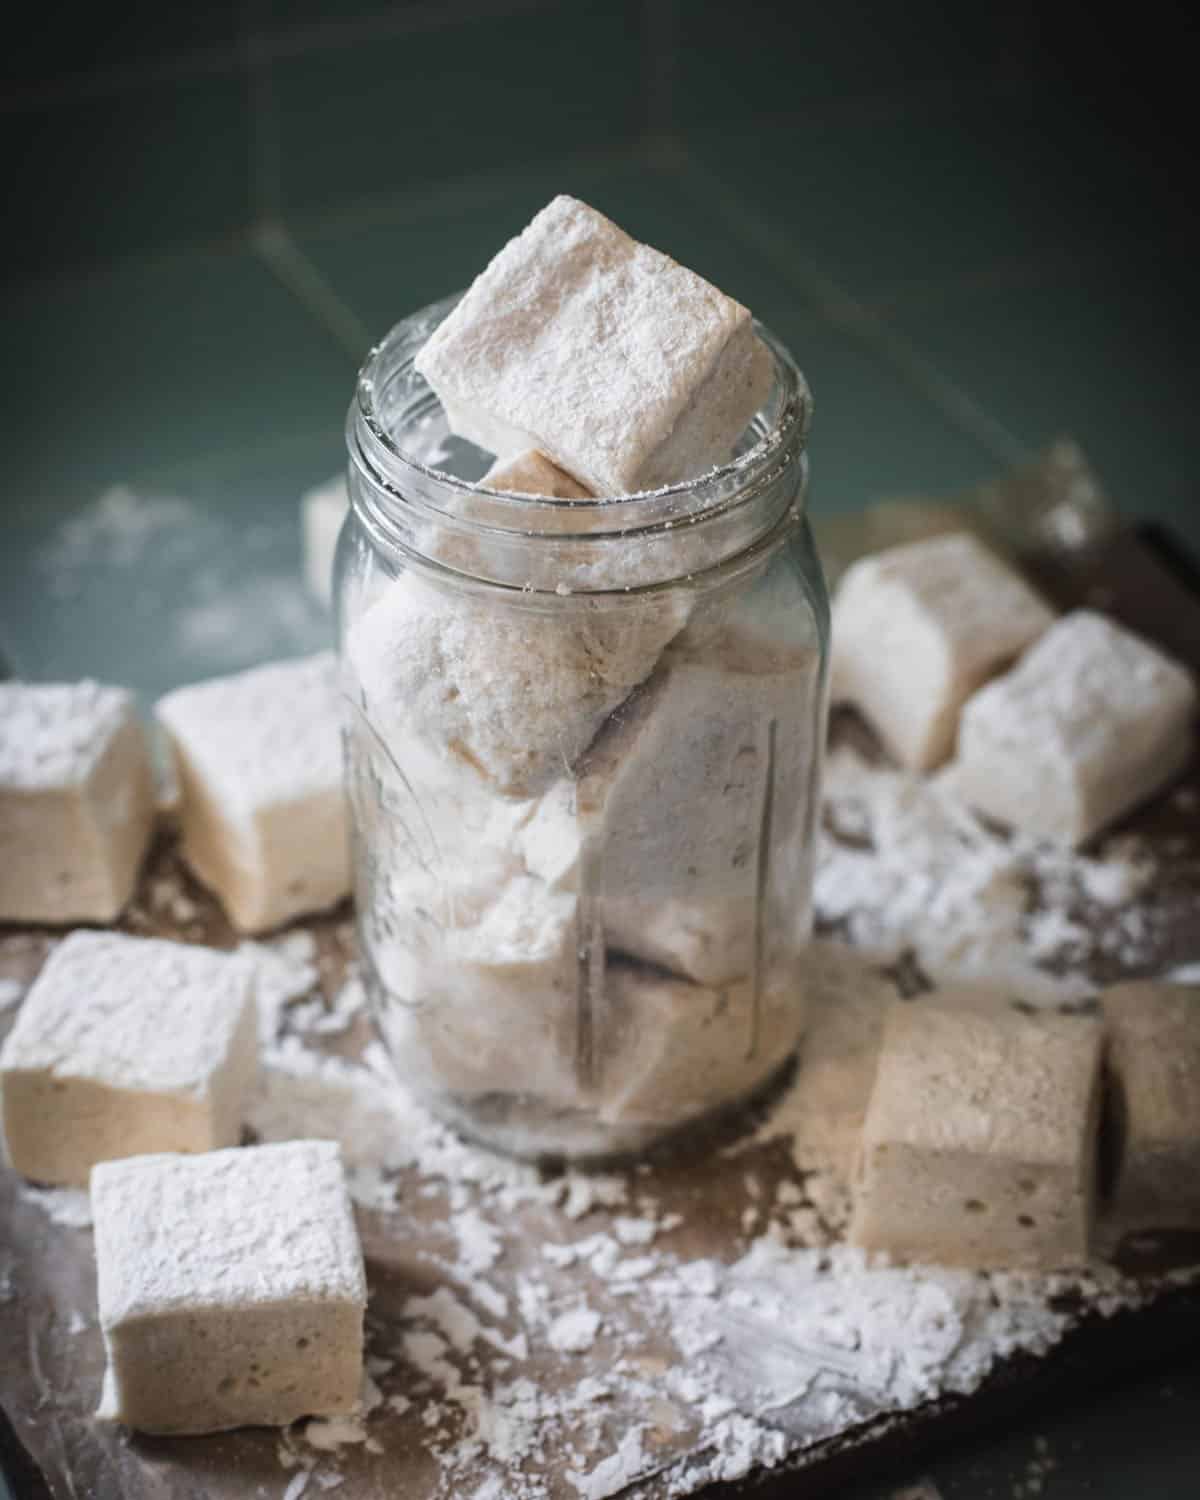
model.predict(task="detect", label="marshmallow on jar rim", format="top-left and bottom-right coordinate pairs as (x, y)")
top-left (414, 195), bottom-right (774, 496)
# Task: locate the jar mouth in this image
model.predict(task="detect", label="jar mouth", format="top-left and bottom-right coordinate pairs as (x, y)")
top-left (347, 293), bottom-right (812, 590)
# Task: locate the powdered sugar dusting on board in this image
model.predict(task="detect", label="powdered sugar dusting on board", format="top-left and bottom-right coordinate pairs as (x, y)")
top-left (816, 746), bottom-right (1165, 1002)
top-left (234, 915), bottom-right (1200, 1500)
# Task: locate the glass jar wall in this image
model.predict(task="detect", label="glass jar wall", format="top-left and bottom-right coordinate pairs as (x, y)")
top-left (338, 296), bottom-right (828, 1161)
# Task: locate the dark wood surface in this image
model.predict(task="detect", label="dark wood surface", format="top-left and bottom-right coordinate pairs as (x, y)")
top-left (2, 522), bottom-right (1198, 1500)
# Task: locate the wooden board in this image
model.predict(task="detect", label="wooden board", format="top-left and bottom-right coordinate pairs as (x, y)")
top-left (2, 523), bottom-right (1199, 1500)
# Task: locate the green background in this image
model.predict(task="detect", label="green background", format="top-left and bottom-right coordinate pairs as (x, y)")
top-left (1, 2), bottom-right (1197, 1492)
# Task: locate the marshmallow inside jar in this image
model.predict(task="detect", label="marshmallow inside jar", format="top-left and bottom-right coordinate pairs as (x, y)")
top-left (338, 196), bottom-right (825, 1161)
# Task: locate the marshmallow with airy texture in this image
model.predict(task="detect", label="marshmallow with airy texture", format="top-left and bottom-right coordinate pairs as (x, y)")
top-left (0, 680), bottom-right (156, 923)
top-left (954, 610), bottom-right (1197, 846)
top-left (1, 932), bottom-right (257, 1186)
top-left (92, 1141), bottom-right (365, 1434)
top-left (596, 961), bottom-right (803, 1130)
top-left (346, 572), bottom-right (683, 800)
top-left (831, 533), bottom-right (1055, 770)
top-left (1102, 981), bottom-right (1200, 1232)
top-left (415, 195), bottom-right (773, 495)
top-left (850, 996), bottom-right (1102, 1269)
top-left (301, 474), bottom-right (349, 607)
top-left (372, 872), bottom-right (581, 1105)
top-left (157, 653), bottom-right (349, 933)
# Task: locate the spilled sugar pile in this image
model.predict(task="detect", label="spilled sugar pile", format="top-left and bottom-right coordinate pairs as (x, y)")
top-left (816, 746), bottom-right (1163, 1004)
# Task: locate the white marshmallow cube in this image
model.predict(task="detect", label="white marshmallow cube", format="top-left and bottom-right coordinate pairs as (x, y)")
top-left (597, 962), bottom-right (804, 1131)
top-left (1, 931), bottom-right (257, 1186)
top-left (157, 653), bottom-right (350, 933)
top-left (850, 997), bottom-right (1102, 1268)
top-left (954, 610), bottom-right (1197, 846)
top-left (415, 195), bottom-right (774, 495)
top-left (831, 532), bottom-right (1056, 770)
top-left (373, 872), bottom-right (582, 1105)
top-left (574, 648), bottom-right (817, 985)
top-left (92, 1140), bottom-right (365, 1434)
top-left (0, 680), bottom-right (157, 923)
top-left (346, 572), bottom-right (683, 799)
top-left (1102, 981), bottom-right (1200, 1232)
top-left (301, 474), bottom-right (349, 607)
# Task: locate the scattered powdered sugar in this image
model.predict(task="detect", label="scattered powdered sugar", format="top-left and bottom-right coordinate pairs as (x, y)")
top-left (32, 484), bottom-right (330, 693)
top-left (40, 486), bottom-right (197, 593)
top-left (547, 1305), bottom-right (603, 1354)
top-left (240, 931), bottom-right (322, 1045)
top-left (568, 1427), bottom-right (650, 1497)
top-left (817, 747), bottom-right (1162, 1003)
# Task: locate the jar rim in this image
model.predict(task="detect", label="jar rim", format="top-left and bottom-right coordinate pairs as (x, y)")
top-left (350, 293), bottom-right (812, 524)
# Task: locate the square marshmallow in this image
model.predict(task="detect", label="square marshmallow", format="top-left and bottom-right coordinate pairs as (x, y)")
top-left (301, 474), bottom-right (349, 607)
top-left (346, 572), bottom-right (683, 799)
top-left (0, 680), bottom-right (157, 923)
top-left (850, 997), bottom-right (1102, 1268)
top-left (508, 571), bottom-right (822, 983)
top-left (481, 449), bottom-right (593, 499)
top-left (157, 653), bottom-right (350, 933)
top-left (0, 931), bottom-right (257, 1186)
top-left (415, 195), bottom-right (774, 495)
top-left (92, 1140), bottom-right (365, 1434)
top-left (831, 533), bottom-right (1056, 770)
top-left (1102, 981), bottom-right (1200, 1232)
top-left (596, 962), bottom-right (803, 1130)
top-left (954, 610), bottom-right (1197, 846)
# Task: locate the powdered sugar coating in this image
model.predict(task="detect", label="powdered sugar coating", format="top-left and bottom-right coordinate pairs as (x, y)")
top-left (156, 652), bottom-right (349, 931)
top-left (956, 610), bottom-right (1197, 844)
top-left (92, 1140), bottom-right (365, 1323)
top-left (415, 195), bottom-right (773, 495)
top-left (831, 532), bottom-right (1056, 770)
top-left (0, 680), bottom-right (134, 789)
top-left (0, 930), bottom-right (254, 1093)
top-left (346, 572), bottom-right (683, 798)
top-left (157, 653), bottom-right (342, 824)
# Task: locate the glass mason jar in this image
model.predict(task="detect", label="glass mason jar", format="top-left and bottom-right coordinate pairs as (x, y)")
top-left (337, 295), bottom-right (828, 1162)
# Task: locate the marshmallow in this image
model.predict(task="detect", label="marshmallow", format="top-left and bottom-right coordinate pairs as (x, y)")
top-left (372, 873), bottom-right (581, 1106)
top-left (415, 195), bottom-right (773, 495)
top-left (831, 532), bottom-right (1055, 770)
top-left (346, 571), bottom-right (684, 799)
top-left (481, 449), bottom-right (593, 500)
top-left (851, 997), bottom-right (1102, 1268)
top-left (0, 680), bottom-right (156, 923)
top-left (92, 1141), bottom-right (365, 1434)
top-left (1102, 981), bottom-right (1200, 1232)
top-left (954, 610), bottom-right (1197, 845)
top-left (301, 474), bottom-right (349, 607)
top-left (596, 961), bottom-right (804, 1130)
top-left (573, 644), bottom-right (819, 985)
top-left (1, 932), bottom-right (257, 1186)
top-left (157, 653), bottom-right (349, 933)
